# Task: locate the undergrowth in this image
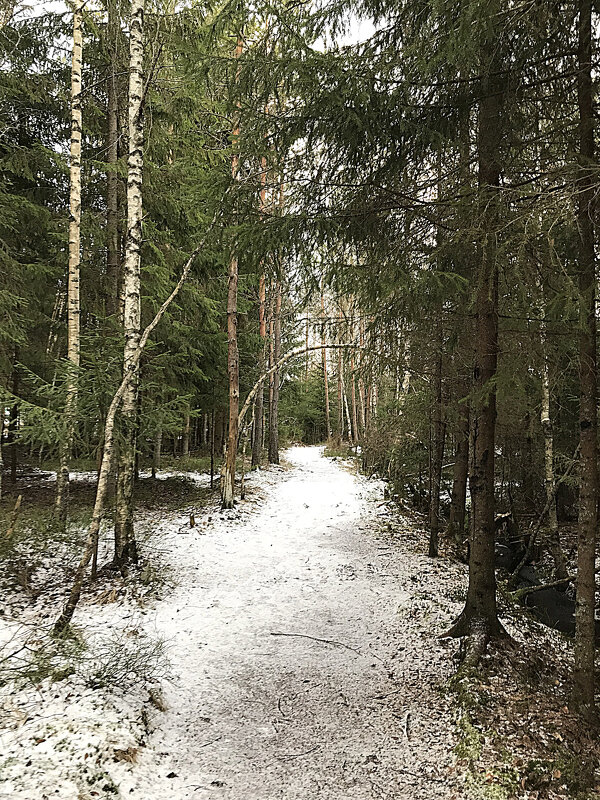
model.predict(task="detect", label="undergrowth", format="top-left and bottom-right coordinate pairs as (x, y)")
top-left (449, 646), bottom-right (600, 800)
top-left (0, 625), bottom-right (170, 691)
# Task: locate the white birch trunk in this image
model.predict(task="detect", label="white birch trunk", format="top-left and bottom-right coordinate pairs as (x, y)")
top-left (56, 1), bottom-right (83, 527)
top-left (115, 0), bottom-right (144, 563)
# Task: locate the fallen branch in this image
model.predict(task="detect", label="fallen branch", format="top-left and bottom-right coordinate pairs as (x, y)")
top-left (270, 630), bottom-right (360, 652)
top-left (270, 630), bottom-right (385, 665)
top-left (511, 575), bottom-right (575, 602)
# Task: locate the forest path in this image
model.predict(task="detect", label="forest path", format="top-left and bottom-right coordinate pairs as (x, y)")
top-left (126, 446), bottom-right (461, 800)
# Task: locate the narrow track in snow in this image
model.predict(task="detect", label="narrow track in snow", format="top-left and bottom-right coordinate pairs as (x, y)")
top-left (125, 446), bottom-right (461, 800)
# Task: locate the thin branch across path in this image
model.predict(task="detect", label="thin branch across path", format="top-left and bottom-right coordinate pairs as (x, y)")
top-left (238, 343), bottom-right (357, 430)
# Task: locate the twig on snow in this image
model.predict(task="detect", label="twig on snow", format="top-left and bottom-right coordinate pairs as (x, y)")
top-left (270, 631), bottom-right (385, 665)
top-left (402, 710), bottom-right (411, 742)
top-left (276, 745), bottom-right (321, 761)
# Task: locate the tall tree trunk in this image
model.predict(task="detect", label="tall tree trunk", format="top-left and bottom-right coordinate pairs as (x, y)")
top-left (152, 418), bottom-right (162, 479)
top-left (573, 0), bottom-right (597, 717)
top-left (539, 321), bottom-right (567, 580)
top-left (252, 156), bottom-right (268, 467)
top-left (214, 409), bottom-right (224, 454)
top-left (305, 314), bottom-right (309, 388)
top-left (448, 67), bottom-right (473, 550)
top-left (252, 272), bottom-right (267, 468)
top-left (428, 344), bottom-right (445, 558)
top-left (343, 372), bottom-right (352, 445)
top-left (55, 1), bottom-right (83, 528)
top-left (105, 0), bottom-right (120, 318)
top-left (222, 249), bottom-right (240, 509)
top-left (358, 320), bottom-right (366, 436)
top-left (350, 351), bottom-right (358, 445)
top-left (182, 405), bottom-right (190, 458)
top-left (336, 314), bottom-right (343, 446)
top-left (321, 289), bottom-right (331, 440)
top-left (447, 29), bottom-right (504, 658)
top-left (222, 36), bottom-right (243, 509)
top-left (114, 0), bottom-right (144, 564)
top-left (449, 381), bottom-right (470, 545)
top-left (268, 280), bottom-right (282, 464)
top-left (8, 355), bottom-right (18, 484)
top-left (210, 408), bottom-right (215, 489)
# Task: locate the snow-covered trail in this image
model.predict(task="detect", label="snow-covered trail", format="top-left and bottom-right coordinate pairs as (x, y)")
top-left (124, 446), bottom-right (460, 800)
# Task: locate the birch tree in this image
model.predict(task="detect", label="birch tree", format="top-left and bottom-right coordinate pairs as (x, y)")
top-left (55, 0), bottom-right (83, 527)
top-left (114, 0), bottom-right (144, 564)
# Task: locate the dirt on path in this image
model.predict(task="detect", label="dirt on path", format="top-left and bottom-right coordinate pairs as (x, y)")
top-left (124, 446), bottom-right (464, 800)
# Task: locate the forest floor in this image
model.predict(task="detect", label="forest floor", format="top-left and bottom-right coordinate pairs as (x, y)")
top-left (0, 446), bottom-right (599, 799)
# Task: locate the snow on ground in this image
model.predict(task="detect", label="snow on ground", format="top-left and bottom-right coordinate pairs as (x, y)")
top-left (11, 467), bottom-right (213, 489)
top-left (0, 446), bottom-right (465, 799)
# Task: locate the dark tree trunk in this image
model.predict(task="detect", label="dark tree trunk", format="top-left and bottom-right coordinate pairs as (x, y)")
top-left (182, 406), bottom-right (190, 458)
top-left (447, 34), bottom-right (504, 657)
top-left (573, 0), bottom-right (597, 717)
top-left (105, 0), bottom-right (120, 319)
top-left (222, 246), bottom-right (240, 508)
top-left (429, 346), bottom-right (445, 558)
top-left (268, 281), bottom-right (281, 464)
top-left (9, 360), bottom-right (18, 484)
top-left (152, 419), bottom-right (162, 479)
top-left (335, 308), bottom-right (343, 445)
top-left (252, 274), bottom-right (266, 467)
top-left (350, 352), bottom-right (358, 445)
top-left (449, 383), bottom-right (470, 545)
top-left (210, 408), bottom-right (215, 490)
top-left (214, 409), bottom-right (224, 454)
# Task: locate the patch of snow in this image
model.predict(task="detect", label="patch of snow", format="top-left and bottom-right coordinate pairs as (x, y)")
top-left (0, 446), bottom-right (463, 799)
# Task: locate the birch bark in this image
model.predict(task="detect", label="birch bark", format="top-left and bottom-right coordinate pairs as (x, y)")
top-left (114, 0), bottom-right (144, 563)
top-left (56, 1), bottom-right (83, 527)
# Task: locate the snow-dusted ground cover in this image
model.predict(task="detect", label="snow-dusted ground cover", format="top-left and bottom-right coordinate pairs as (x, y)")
top-left (1, 446), bottom-right (466, 799)
top-left (12, 467), bottom-right (213, 488)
